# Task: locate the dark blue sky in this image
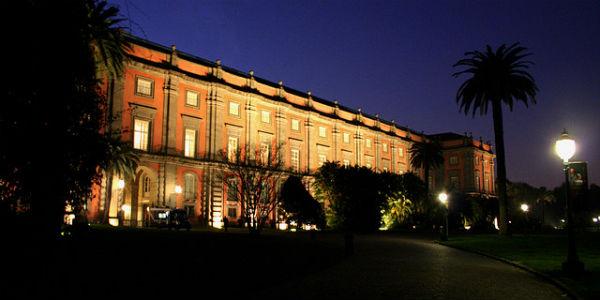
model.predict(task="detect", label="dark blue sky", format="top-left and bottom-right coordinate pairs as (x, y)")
top-left (111, 0), bottom-right (600, 188)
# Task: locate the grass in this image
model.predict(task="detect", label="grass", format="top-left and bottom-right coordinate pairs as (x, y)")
top-left (442, 232), bottom-right (600, 299)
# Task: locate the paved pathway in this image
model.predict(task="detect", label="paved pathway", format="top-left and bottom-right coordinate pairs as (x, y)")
top-left (256, 235), bottom-right (569, 300)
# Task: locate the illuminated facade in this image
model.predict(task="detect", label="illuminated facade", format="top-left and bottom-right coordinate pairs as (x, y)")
top-left (88, 35), bottom-right (495, 227)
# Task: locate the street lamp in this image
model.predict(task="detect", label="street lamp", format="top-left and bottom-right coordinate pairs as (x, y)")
top-left (438, 192), bottom-right (449, 241)
top-left (520, 203), bottom-right (530, 233)
top-left (554, 129), bottom-right (584, 274)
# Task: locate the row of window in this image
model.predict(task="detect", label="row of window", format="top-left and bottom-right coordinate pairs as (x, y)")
top-left (133, 118), bottom-right (198, 158)
top-left (135, 77), bottom-right (200, 107)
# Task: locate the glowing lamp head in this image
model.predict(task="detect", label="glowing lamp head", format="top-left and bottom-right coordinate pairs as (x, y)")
top-left (438, 192), bottom-right (448, 205)
top-left (117, 179), bottom-right (125, 189)
top-left (175, 185), bottom-right (182, 194)
top-left (593, 217), bottom-right (598, 223)
top-left (520, 203), bottom-right (529, 213)
top-left (555, 130), bottom-right (576, 163)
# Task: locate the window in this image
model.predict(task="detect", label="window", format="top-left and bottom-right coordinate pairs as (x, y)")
top-left (474, 156), bottom-right (480, 165)
top-left (291, 119), bottom-right (300, 131)
top-left (142, 175), bottom-right (151, 196)
top-left (229, 102), bottom-right (240, 116)
top-left (450, 176), bottom-right (459, 188)
top-left (133, 119), bottom-right (150, 151)
top-left (318, 154), bottom-right (327, 167)
top-left (383, 143), bottom-right (388, 152)
top-left (318, 126), bottom-right (327, 138)
top-left (186, 90), bottom-right (199, 107)
top-left (260, 142), bottom-right (270, 163)
top-left (291, 149), bottom-right (300, 172)
top-left (184, 173), bottom-right (197, 202)
top-left (184, 128), bottom-right (196, 158)
top-left (261, 111), bottom-right (271, 123)
top-left (135, 77), bottom-right (154, 97)
top-left (383, 167), bottom-right (388, 172)
top-left (343, 159), bottom-right (350, 167)
top-left (366, 139), bottom-right (372, 148)
top-left (227, 207), bottom-right (237, 218)
top-left (343, 132), bottom-right (350, 143)
top-left (227, 178), bottom-right (238, 202)
top-left (228, 136), bottom-right (238, 161)
top-left (475, 174), bottom-right (481, 191)
top-left (399, 148), bottom-right (404, 157)
top-left (449, 156), bottom-right (459, 165)
top-left (366, 163), bottom-right (372, 168)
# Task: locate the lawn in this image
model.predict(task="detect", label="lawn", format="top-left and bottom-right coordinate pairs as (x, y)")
top-left (4, 225), bottom-right (346, 298)
top-left (442, 233), bottom-right (600, 299)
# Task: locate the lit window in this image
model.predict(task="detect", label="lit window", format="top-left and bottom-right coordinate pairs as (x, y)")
top-left (184, 173), bottom-right (197, 201)
top-left (291, 149), bottom-right (300, 172)
top-left (135, 77), bottom-right (153, 97)
top-left (291, 119), bottom-right (300, 131)
top-left (228, 136), bottom-right (238, 161)
top-left (133, 119), bottom-right (150, 151)
top-left (475, 156), bottom-right (480, 165)
top-left (449, 156), bottom-right (459, 165)
top-left (383, 143), bottom-right (388, 152)
top-left (343, 132), bottom-right (350, 143)
top-left (366, 139), bottom-right (372, 148)
top-left (261, 111), bottom-right (271, 123)
top-left (475, 175), bottom-right (481, 191)
top-left (383, 167), bottom-right (388, 172)
top-left (229, 102), bottom-right (240, 116)
top-left (399, 148), bottom-right (404, 157)
top-left (343, 159), bottom-right (350, 167)
top-left (184, 128), bottom-right (196, 158)
top-left (366, 163), bottom-right (372, 168)
top-left (186, 90), bottom-right (199, 107)
top-left (319, 126), bottom-right (327, 138)
top-left (260, 142), bottom-right (270, 163)
top-left (318, 154), bottom-right (327, 167)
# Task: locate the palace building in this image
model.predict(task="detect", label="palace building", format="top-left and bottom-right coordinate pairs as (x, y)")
top-left (87, 35), bottom-right (495, 227)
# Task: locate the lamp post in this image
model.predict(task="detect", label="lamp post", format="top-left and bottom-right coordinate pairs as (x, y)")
top-left (555, 129), bottom-right (584, 274)
top-left (520, 203), bottom-right (529, 233)
top-left (438, 192), bottom-right (449, 241)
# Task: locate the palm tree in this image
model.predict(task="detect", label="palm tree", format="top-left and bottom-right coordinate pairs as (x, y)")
top-left (409, 140), bottom-right (444, 198)
top-left (453, 43), bottom-right (538, 236)
top-left (99, 136), bottom-right (139, 223)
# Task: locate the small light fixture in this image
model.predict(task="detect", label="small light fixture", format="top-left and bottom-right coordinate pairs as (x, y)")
top-left (520, 203), bottom-right (529, 213)
top-left (175, 185), bottom-right (182, 194)
top-left (117, 179), bottom-right (125, 189)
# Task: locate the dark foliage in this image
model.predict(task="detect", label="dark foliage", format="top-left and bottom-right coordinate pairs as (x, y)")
top-left (409, 140), bottom-right (444, 197)
top-left (0, 0), bottom-right (129, 238)
top-left (279, 176), bottom-right (325, 229)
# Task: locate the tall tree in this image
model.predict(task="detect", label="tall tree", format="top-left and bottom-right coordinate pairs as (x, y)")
top-left (453, 43), bottom-right (538, 235)
top-left (408, 140), bottom-right (444, 197)
top-left (219, 144), bottom-right (285, 234)
top-left (1, 0), bottom-right (130, 238)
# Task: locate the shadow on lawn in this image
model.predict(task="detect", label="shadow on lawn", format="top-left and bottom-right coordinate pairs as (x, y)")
top-left (3, 226), bottom-right (346, 298)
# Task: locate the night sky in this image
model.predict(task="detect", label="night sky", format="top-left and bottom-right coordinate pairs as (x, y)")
top-left (110, 0), bottom-right (600, 188)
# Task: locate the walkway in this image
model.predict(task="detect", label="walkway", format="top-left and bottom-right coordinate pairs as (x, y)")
top-left (256, 235), bottom-right (569, 300)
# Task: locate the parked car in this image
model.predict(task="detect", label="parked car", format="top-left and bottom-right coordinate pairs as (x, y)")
top-left (167, 209), bottom-right (191, 231)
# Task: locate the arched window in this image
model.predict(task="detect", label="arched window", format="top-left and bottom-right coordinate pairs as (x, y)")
top-left (184, 173), bottom-right (197, 202)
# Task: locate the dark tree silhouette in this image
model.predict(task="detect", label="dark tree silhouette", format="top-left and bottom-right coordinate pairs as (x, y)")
top-left (279, 175), bottom-right (325, 229)
top-left (408, 140), bottom-right (444, 197)
top-left (1, 0), bottom-right (130, 238)
top-left (453, 43), bottom-right (538, 236)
